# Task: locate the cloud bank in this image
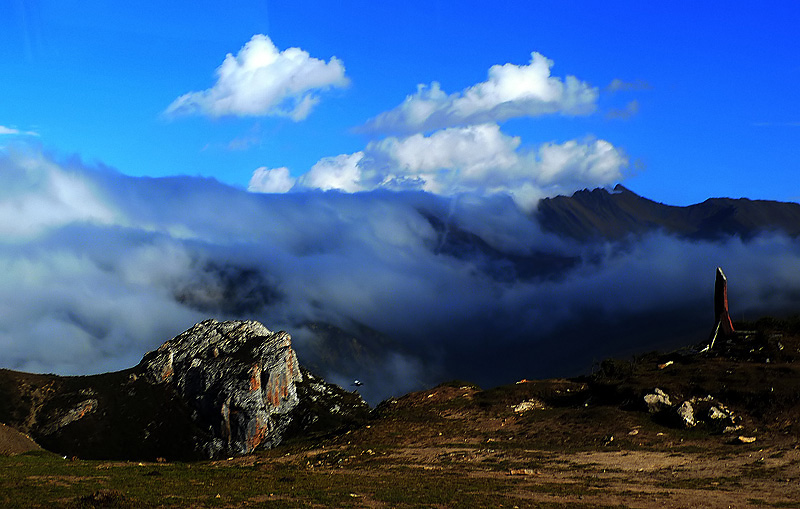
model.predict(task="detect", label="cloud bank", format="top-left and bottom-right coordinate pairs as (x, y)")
top-left (362, 52), bottom-right (598, 133)
top-left (3, 150), bottom-right (800, 404)
top-left (165, 35), bottom-right (348, 120)
top-left (0, 152), bottom-right (116, 239)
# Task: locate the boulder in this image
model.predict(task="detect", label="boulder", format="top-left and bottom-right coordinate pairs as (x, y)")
top-left (643, 388), bottom-right (673, 414)
top-left (139, 319), bottom-right (303, 458)
top-left (667, 395), bottom-right (737, 431)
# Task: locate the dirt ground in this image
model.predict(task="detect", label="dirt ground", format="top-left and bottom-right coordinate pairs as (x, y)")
top-left (246, 379), bottom-right (800, 508)
top-left (0, 423), bottom-right (40, 456)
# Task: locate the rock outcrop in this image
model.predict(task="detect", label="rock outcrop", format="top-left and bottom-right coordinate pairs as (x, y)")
top-left (138, 320), bottom-right (303, 458)
top-left (0, 320), bottom-right (369, 460)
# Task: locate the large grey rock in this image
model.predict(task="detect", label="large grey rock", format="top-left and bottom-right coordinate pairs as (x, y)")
top-left (676, 400), bottom-right (696, 427)
top-left (669, 395), bottom-right (737, 431)
top-left (643, 388), bottom-right (673, 414)
top-left (139, 319), bottom-right (303, 458)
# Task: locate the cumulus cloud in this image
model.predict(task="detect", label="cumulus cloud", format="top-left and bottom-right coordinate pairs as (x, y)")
top-left (534, 139), bottom-right (625, 187)
top-left (365, 124), bottom-right (522, 189)
top-left (297, 152), bottom-right (364, 192)
top-left (4, 150), bottom-right (800, 404)
top-left (259, 124), bottom-right (628, 211)
top-left (362, 52), bottom-right (598, 133)
top-left (165, 34), bottom-right (348, 120)
top-left (248, 166), bottom-right (295, 193)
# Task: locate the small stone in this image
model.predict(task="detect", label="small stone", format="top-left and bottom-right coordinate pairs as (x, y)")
top-left (512, 399), bottom-right (545, 413)
top-left (508, 469), bottom-right (537, 476)
top-left (708, 406), bottom-right (728, 420)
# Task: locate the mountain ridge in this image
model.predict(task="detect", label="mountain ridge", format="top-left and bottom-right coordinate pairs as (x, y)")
top-left (536, 184), bottom-right (800, 241)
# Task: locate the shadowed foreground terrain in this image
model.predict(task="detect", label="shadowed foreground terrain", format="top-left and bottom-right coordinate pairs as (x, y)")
top-left (2, 316), bottom-right (800, 507)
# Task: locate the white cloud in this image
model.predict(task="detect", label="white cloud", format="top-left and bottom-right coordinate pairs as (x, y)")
top-left (366, 124), bottom-right (521, 190)
top-left (165, 34), bottom-right (348, 120)
top-left (0, 125), bottom-right (38, 136)
top-left (509, 139), bottom-right (627, 210)
top-left (536, 139), bottom-right (625, 187)
top-left (248, 166), bottom-right (295, 193)
top-left (362, 52), bottom-right (598, 133)
top-left (274, 124), bottom-right (627, 210)
top-left (297, 152), bottom-right (365, 192)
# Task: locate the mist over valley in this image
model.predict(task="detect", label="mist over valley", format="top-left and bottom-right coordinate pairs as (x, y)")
top-left (2, 151), bottom-right (799, 405)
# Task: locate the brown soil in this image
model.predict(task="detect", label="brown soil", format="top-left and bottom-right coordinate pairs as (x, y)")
top-left (0, 422), bottom-right (40, 456)
top-left (253, 379), bottom-right (800, 508)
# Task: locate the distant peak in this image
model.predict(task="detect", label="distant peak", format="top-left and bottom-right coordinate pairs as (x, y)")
top-left (565, 184), bottom-right (637, 200)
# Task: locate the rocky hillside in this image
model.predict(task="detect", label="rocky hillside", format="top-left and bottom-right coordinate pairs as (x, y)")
top-left (0, 320), bottom-right (369, 461)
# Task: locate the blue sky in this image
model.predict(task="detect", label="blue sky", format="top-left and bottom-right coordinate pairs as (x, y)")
top-left (2, 1), bottom-right (798, 205)
top-left (3, 1), bottom-right (800, 397)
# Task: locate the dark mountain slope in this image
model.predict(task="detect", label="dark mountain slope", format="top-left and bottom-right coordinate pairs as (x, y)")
top-left (537, 184), bottom-right (800, 240)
